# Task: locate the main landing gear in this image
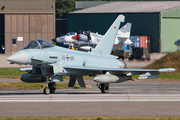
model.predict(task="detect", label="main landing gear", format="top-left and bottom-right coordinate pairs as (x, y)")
top-left (98, 83), bottom-right (109, 93)
top-left (43, 82), bottom-right (56, 95)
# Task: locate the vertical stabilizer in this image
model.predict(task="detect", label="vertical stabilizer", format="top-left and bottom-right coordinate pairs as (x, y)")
top-left (117, 23), bottom-right (131, 38)
top-left (117, 22), bottom-right (132, 45)
top-left (92, 15), bottom-right (125, 56)
top-left (114, 22), bottom-right (132, 45)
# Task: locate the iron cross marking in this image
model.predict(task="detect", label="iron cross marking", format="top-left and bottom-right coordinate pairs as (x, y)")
top-left (66, 55), bottom-right (70, 61)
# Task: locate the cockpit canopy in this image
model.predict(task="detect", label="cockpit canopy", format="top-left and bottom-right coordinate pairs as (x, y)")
top-left (23, 39), bottom-right (55, 49)
top-left (65, 32), bottom-right (77, 36)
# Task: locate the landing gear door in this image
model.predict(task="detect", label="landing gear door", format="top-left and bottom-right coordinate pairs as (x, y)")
top-left (52, 63), bottom-right (66, 75)
top-left (51, 75), bottom-right (63, 82)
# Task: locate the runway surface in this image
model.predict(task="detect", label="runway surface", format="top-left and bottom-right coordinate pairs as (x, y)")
top-left (0, 80), bottom-right (180, 117)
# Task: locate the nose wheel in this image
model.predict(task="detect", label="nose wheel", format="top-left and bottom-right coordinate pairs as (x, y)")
top-left (43, 87), bottom-right (50, 95)
top-left (43, 82), bottom-right (56, 95)
top-left (98, 83), bottom-right (109, 93)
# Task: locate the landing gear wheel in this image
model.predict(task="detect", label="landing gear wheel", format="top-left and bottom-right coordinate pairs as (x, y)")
top-left (43, 87), bottom-right (50, 95)
top-left (50, 88), bottom-right (56, 93)
top-left (100, 83), bottom-right (109, 93)
top-left (48, 82), bottom-right (56, 94)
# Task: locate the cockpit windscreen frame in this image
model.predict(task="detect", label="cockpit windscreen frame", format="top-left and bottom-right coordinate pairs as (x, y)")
top-left (23, 39), bottom-right (55, 49)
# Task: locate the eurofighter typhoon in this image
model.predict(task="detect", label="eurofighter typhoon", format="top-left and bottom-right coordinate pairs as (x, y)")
top-left (6, 15), bottom-right (175, 94)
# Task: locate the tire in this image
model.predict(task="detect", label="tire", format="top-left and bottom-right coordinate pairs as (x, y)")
top-left (43, 87), bottom-right (50, 95)
top-left (100, 83), bottom-right (109, 93)
top-left (48, 82), bottom-right (56, 94)
top-left (50, 88), bottom-right (56, 93)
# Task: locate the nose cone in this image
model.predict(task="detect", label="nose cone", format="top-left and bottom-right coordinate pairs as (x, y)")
top-left (52, 38), bottom-right (56, 42)
top-left (72, 34), bottom-right (79, 40)
top-left (6, 50), bottom-right (28, 64)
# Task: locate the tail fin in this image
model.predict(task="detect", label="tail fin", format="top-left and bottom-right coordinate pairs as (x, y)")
top-left (114, 22), bottom-right (132, 45)
top-left (116, 22), bottom-right (132, 45)
top-left (92, 15), bottom-right (125, 56)
top-left (117, 22), bottom-right (131, 38)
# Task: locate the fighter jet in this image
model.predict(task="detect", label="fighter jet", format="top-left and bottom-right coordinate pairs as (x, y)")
top-left (72, 23), bottom-right (132, 44)
top-left (52, 31), bottom-right (100, 44)
top-left (76, 23), bottom-right (132, 51)
top-left (52, 23), bottom-right (132, 46)
top-left (6, 15), bottom-right (175, 95)
top-left (52, 32), bottom-right (77, 43)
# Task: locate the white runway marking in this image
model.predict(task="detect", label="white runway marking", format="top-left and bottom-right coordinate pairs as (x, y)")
top-left (1, 94), bottom-right (180, 102)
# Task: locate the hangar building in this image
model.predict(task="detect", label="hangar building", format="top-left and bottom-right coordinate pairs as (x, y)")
top-left (0, 0), bottom-right (56, 54)
top-left (68, 1), bottom-right (180, 53)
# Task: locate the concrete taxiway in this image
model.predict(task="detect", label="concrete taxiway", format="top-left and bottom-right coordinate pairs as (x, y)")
top-left (0, 80), bottom-right (180, 117)
top-left (0, 89), bottom-right (180, 102)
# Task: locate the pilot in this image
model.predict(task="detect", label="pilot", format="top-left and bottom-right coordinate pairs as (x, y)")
top-left (85, 31), bottom-right (91, 43)
top-left (77, 30), bottom-right (82, 34)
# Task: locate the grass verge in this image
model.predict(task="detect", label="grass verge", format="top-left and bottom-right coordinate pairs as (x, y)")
top-left (0, 82), bottom-right (81, 89)
top-left (0, 68), bottom-right (26, 78)
top-left (0, 117), bottom-right (180, 120)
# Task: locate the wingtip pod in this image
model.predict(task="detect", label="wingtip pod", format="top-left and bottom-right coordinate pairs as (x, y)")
top-left (158, 68), bottom-right (175, 72)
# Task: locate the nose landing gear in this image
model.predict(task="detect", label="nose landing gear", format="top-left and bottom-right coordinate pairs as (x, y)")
top-left (42, 82), bottom-right (56, 95)
top-left (43, 87), bottom-right (50, 95)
